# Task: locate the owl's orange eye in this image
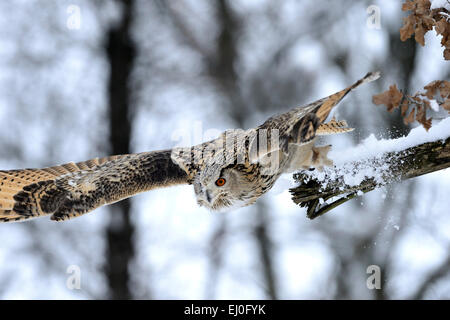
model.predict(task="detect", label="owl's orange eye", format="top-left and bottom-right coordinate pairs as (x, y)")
top-left (215, 178), bottom-right (226, 187)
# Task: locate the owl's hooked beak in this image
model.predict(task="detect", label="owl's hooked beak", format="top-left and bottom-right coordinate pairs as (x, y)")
top-left (197, 188), bottom-right (213, 207)
top-left (205, 190), bottom-right (212, 203)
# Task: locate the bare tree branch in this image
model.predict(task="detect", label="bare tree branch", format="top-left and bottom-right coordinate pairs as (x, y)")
top-left (291, 136), bottom-right (450, 219)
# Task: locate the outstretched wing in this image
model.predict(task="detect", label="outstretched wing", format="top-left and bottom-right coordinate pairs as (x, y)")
top-left (0, 150), bottom-right (188, 222)
top-left (257, 71), bottom-right (380, 154)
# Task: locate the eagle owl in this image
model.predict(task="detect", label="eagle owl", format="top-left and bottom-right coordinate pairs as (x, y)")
top-left (0, 72), bottom-right (380, 222)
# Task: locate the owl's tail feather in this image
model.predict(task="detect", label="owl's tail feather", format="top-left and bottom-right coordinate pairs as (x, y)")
top-left (314, 71), bottom-right (381, 123)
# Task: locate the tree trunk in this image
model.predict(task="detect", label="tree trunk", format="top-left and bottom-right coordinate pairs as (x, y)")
top-left (104, 0), bottom-right (136, 300)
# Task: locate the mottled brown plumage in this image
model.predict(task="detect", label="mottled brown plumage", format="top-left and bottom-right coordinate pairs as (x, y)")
top-left (0, 72), bottom-right (379, 222)
top-left (0, 151), bottom-right (187, 222)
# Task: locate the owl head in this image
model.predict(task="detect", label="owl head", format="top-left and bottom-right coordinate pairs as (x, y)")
top-left (171, 129), bottom-right (264, 211)
top-left (193, 163), bottom-right (259, 211)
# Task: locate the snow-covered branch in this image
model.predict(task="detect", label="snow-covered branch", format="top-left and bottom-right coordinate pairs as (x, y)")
top-left (290, 118), bottom-right (450, 219)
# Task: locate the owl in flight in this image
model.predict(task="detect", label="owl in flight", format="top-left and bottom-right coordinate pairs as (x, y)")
top-left (0, 72), bottom-right (380, 222)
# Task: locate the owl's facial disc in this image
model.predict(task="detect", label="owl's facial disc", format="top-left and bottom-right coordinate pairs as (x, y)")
top-left (194, 171), bottom-right (231, 210)
top-left (194, 168), bottom-right (257, 211)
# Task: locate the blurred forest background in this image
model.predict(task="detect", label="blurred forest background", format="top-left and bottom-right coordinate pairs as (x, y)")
top-left (0, 0), bottom-right (449, 299)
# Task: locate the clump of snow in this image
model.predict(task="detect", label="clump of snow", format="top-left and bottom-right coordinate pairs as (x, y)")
top-left (301, 117), bottom-right (450, 188)
top-left (331, 117), bottom-right (450, 165)
top-left (302, 152), bottom-right (395, 189)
